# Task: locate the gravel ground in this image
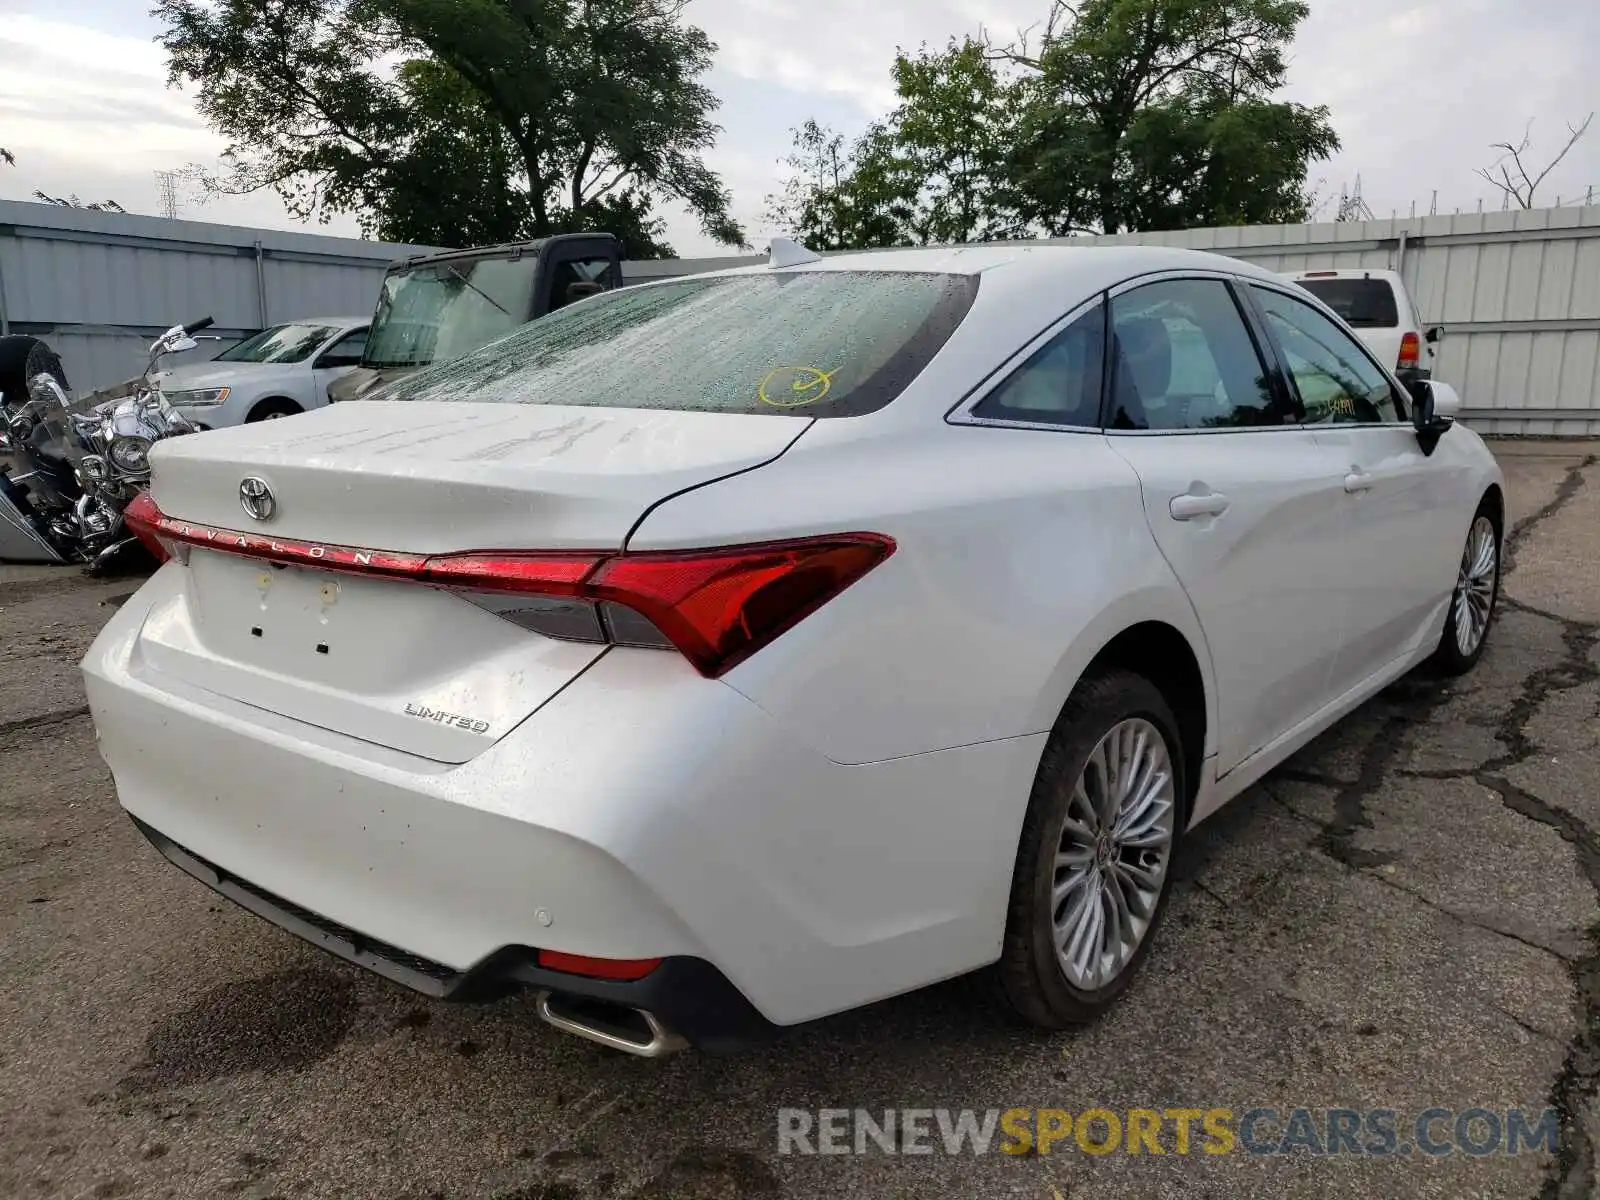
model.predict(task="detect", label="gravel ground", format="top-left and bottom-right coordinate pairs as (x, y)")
top-left (2, 441), bottom-right (1598, 1200)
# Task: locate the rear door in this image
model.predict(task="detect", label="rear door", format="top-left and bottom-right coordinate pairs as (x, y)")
top-left (1247, 282), bottom-right (1467, 692)
top-left (1103, 273), bottom-right (1352, 775)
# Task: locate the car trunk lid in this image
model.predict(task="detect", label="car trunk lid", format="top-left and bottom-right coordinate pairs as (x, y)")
top-left (135, 401), bottom-right (809, 762)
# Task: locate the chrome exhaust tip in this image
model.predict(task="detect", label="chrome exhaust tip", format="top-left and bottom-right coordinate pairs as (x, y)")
top-left (533, 990), bottom-right (688, 1058)
top-left (92, 536), bottom-right (136, 566)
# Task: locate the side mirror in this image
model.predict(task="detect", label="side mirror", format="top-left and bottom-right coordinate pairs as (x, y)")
top-left (1408, 379), bottom-right (1456, 456)
top-left (1424, 326), bottom-right (1443, 345)
top-left (1427, 379), bottom-right (1462, 418)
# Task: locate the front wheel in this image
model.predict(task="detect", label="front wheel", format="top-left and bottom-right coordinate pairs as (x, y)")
top-left (1428, 504), bottom-right (1501, 676)
top-left (246, 398), bottom-right (302, 422)
top-left (991, 669), bottom-right (1184, 1028)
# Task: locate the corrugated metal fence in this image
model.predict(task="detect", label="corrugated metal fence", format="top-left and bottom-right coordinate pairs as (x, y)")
top-left (5, 198), bottom-right (1599, 434)
top-left (0, 200), bottom-right (442, 392)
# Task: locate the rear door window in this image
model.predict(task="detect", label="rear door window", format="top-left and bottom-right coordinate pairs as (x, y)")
top-left (1294, 278), bottom-right (1399, 328)
top-left (383, 271), bottom-right (979, 418)
top-left (1107, 279), bottom-right (1284, 430)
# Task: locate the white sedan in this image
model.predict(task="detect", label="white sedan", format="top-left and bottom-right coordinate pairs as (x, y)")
top-left (85, 243), bottom-right (1503, 1056)
top-left (156, 317), bottom-right (369, 427)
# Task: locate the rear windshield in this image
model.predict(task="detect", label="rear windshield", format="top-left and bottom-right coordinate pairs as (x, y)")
top-left (215, 323), bottom-right (339, 364)
top-left (1295, 278), bottom-right (1400, 328)
top-left (380, 271), bottom-right (979, 418)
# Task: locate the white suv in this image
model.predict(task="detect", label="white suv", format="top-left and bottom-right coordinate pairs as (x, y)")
top-left (1286, 269), bottom-right (1440, 381)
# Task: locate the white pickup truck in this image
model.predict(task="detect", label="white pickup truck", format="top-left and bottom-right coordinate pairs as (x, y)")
top-left (1285, 268), bottom-right (1442, 382)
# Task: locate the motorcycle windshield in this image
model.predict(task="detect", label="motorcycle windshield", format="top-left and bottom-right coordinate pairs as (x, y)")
top-left (25, 375), bottom-right (88, 472)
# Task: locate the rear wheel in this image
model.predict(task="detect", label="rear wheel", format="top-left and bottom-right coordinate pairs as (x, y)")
top-left (1428, 502), bottom-right (1500, 676)
top-left (992, 669), bottom-right (1184, 1028)
top-left (247, 398), bottom-right (302, 422)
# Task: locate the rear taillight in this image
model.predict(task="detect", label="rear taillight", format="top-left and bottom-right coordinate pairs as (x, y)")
top-left (1398, 331), bottom-right (1422, 371)
top-left (126, 499), bottom-right (894, 678)
top-left (123, 490), bottom-right (170, 563)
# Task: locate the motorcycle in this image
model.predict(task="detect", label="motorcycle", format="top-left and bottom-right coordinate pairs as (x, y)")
top-left (0, 317), bottom-right (215, 569)
top-left (0, 334), bottom-right (70, 454)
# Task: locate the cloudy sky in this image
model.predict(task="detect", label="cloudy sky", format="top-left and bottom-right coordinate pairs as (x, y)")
top-left (1, 0), bottom-right (1596, 256)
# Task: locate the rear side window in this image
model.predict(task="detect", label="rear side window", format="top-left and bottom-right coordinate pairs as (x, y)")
top-left (382, 271), bottom-right (979, 418)
top-left (972, 302), bottom-right (1104, 428)
top-left (1294, 278), bottom-right (1399, 328)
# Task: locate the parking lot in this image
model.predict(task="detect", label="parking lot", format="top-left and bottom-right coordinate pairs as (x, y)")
top-left (0, 441), bottom-right (1596, 1200)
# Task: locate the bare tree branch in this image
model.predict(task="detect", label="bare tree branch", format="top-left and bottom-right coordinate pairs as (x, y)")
top-left (1475, 112), bottom-right (1594, 208)
top-left (980, 0), bottom-right (1076, 69)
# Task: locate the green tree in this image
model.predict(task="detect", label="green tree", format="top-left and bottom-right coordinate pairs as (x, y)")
top-left (858, 38), bottom-right (1024, 245)
top-left (764, 120), bottom-right (905, 250)
top-left (997, 0), bottom-right (1339, 234)
top-left (765, 41), bottom-right (1020, 250)
top-left (771, 0), bottom-right (1337, 246)
top-left (366, 58), bottom-right (531, 247)
top-left (155, 0), bottom-right (743, 252)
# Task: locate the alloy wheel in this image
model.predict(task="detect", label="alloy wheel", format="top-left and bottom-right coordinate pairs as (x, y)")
top-left (1051, 717), bottom-right (1177, 990)
top-left (1454, 515), bottom-right (1498, 658)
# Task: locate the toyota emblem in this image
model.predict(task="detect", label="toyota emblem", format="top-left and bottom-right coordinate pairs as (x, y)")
top-left (239, 476), bottom-right (276, 521)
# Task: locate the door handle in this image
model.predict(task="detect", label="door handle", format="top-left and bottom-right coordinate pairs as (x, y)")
top-left (1344, 470), bottom-right (1373, 494)
top-left (1169, 492), bottom-right (1230, 521)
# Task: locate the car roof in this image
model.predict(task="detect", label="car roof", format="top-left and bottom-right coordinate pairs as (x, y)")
top-left (1288, 268), bottom-right (1403, 282)
top-left (686, 242), bottom-right (1291, 304)
top-left (274, 316), bottom-right (367, 327)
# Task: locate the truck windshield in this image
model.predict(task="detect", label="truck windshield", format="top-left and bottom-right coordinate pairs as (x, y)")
top-left (1296, 278), bottom-right (1399, 328)
top-left (362, 258), bottom-right (539, 370)
top-left (380, 270), bottom-right (979, 418)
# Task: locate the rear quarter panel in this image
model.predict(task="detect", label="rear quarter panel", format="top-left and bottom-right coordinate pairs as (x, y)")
top-left (627, 421), bottom-right (1216, 766)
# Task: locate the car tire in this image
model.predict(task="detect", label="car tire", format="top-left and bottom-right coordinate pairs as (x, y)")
top-left (1426, 499), bottom-right (1502, 677)
top-left (247, 398), bottom-right (302, 422)
top-left (989, 669), bottom-right (1186, 1029)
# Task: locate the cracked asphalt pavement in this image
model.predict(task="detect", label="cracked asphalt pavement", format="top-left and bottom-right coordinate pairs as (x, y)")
top-left (3, 442), bottom-right (1599, 1200)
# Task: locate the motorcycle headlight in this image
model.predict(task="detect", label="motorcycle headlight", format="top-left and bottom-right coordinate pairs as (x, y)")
top-left (165, 386), bottom-right (230, 408)
top-left (108, 435), bottom-right (153, 477)
top-left (77, 454), bottom-right (110, 485)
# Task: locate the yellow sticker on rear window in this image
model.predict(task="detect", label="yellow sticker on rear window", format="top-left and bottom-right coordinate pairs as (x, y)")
top-left (758, 365), bottom-right (838, 408)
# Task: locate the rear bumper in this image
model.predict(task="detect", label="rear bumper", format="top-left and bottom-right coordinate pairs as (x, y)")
top-left (84, 567), bottom-right (1043, 1030)
top-left (130, 814), bottom-right (775, 1052)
